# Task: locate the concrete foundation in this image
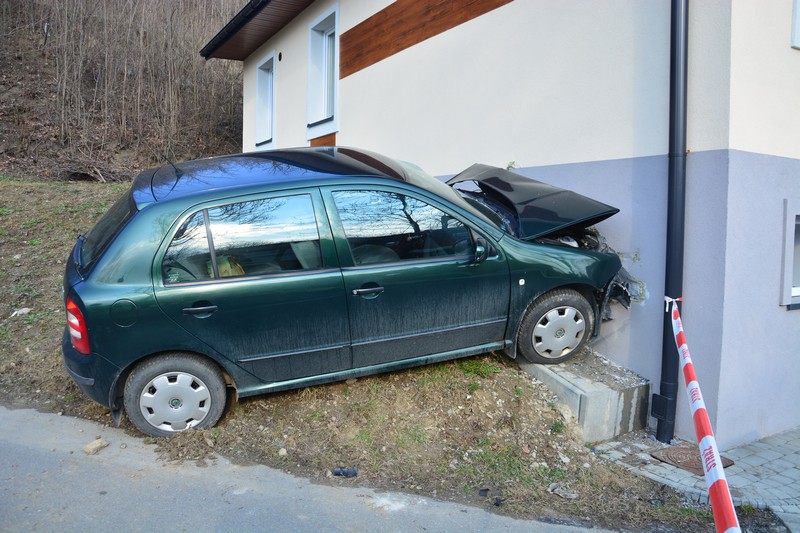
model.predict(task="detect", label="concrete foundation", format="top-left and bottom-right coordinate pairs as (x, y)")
top-left (520, 352), bottom-right (650, 443)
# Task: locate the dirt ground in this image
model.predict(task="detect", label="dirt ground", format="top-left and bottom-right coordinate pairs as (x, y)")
top-left (0, 177), bottom-right (788, 532)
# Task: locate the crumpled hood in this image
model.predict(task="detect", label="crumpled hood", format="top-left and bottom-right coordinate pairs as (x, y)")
top-left (447, 164), bottom-right (619, 239)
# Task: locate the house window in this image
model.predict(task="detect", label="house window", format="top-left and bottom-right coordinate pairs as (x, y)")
top-left (307, 9), bottom-right (337, 139)
top-left (256, 55), bottom-right (275, 148)
top-left (792, 217), bottom-right (800, 297)
top-left (794, 0), bottom-right (800, 49)
top-left (781, 199), bottom-right (800, 308)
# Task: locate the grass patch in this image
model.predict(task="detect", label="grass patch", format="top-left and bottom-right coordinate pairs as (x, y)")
top-left (456, 358), bottom-right (501, 379)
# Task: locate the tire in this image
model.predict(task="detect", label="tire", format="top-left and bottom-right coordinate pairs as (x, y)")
top-left (124, 353), bottom-right (227, 437)
top-left (518, 289), bottom-right (595, 364)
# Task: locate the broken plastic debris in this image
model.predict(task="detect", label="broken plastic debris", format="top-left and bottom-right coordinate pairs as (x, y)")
top-left (547, 482), bottom-right (578, 500)
top-left (478, 488), bottom-right (489, 497)
top-left (333, 466), bottom-right (358, 477)
top-left (10, 308), bottom-right (32, 318)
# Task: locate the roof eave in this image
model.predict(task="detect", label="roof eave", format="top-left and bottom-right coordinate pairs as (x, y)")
top-left (200, 0), bottom-right (314, 61)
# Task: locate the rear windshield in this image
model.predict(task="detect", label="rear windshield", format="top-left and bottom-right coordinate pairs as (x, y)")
top-left (79, 191), bottom-right (136, 271)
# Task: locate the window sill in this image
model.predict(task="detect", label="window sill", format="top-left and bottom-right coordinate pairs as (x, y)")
top-left (307, 116), bottom-right (334, 129)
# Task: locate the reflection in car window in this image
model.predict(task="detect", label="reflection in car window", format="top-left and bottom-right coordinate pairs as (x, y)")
top-left (332, 190), bottom-right (472, 266)
top-left (162, 211), bottom-right (212, 284)
top-left (163, 194), bottom-right (321, 284)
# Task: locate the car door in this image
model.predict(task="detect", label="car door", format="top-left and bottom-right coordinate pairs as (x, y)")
top-left (324, 186), bottom-right (510, 368)
top-left (153, 190), bottom-right (351, 383)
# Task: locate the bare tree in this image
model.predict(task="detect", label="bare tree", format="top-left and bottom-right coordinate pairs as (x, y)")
top-left (2, 0), bottom-right (244, 179)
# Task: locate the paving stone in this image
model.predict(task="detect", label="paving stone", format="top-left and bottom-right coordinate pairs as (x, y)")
top-left (737, 454), bottom-right (770, 467)
top-left (593, 426), bottom-right (800, 520)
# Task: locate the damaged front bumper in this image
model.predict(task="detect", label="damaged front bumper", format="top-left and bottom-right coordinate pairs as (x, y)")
top-left (600, 267), bottom-right (644, 322)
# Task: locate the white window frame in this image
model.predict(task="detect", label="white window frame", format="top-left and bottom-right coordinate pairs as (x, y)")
top-left (793, 0), bottom-right (800, 49)
top-left (780, 199), bottom-right (800, 308)
top-left (255, 52), bottom-right (276, 150)
top-left (307, 8), bottom-right (338, 140)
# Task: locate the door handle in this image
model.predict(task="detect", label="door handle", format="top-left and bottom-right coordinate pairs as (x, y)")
top-left (351, 286), bottom-right (384, 296)
top-left (182, 305), bottom-right (219, 315)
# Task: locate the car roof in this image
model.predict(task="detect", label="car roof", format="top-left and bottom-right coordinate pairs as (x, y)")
top-left (130, 147), bottom-right (412, 207)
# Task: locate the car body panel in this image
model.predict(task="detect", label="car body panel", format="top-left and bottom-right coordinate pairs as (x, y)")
top-left (447, 164), bottom-right (619, 239)
top-left (320, 184), bottom-right (511, 367)
top-left (153, 271), bottom-right (352, 381)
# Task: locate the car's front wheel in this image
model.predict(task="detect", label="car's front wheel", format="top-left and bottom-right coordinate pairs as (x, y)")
top-left (518, 289), bottom-right (595, 364)
top-left (123, 353), bottom-right (227, 437)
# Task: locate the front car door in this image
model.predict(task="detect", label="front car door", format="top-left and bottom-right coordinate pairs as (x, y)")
top-left (324, 187), bottom-right (510, 368)
top-left (153, 190), bottom-right (351, 383)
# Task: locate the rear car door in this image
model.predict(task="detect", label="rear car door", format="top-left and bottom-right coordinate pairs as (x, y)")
top-left (153, 190), bottom-right (351, 382)
top-left (324, 187), bottom-right (510, 368)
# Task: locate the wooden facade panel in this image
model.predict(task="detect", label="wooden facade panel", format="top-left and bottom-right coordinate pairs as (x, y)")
top-left (340, 0), bottom-right (513, 78)
top-left (310, 132), bottom-right (337, 146)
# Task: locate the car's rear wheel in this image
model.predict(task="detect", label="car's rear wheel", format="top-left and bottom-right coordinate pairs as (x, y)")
top-left (518, 289), bottom-right (594, 364)
top-left (124, 353), bottom-right (227, 437)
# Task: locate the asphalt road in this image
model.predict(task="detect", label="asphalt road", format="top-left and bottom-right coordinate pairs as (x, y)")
top-left (0, 406), bottom-right (612, 533)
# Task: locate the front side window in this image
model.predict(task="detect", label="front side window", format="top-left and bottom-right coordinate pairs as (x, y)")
top-left (162, 194), bottom-right (321, 284)
top-left (332, 190), bottom-right (472, 266)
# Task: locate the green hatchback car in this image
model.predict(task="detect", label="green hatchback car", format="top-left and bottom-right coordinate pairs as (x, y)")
top-left (63, 147), bottom-right (629, 437)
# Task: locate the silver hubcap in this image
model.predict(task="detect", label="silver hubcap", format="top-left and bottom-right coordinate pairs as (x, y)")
top-left (138, 372), bottom-right (211, 432)
top-left (532, 306), bottom-right (586, 359)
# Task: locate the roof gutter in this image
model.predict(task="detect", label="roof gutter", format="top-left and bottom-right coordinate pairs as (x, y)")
top-left (199, 0), bottom-right (270, 60)
top-left (652, 0), bottom-right (689, 443)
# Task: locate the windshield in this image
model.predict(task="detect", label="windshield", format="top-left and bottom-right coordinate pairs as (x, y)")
top-left (397, 160), bottom-right (506, 233)
top-left (79, 191), bottom-right (136, 271)
top-left (450, 181), bottom-right (516, 235)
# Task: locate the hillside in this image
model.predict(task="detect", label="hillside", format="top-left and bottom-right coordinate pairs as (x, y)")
top-left (0, 0), bottom-right (242, 181)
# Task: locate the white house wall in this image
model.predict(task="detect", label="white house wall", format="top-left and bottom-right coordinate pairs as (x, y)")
top-left (338, 0), bottom-right (670, 175)
top-left (729, 0), bottom-right (800, 160)
top-left (680, 0), bottom-right (800, 448)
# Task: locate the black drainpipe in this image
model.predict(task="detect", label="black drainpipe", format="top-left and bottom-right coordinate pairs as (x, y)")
top-left (653, 0), bottom-right (688, 443)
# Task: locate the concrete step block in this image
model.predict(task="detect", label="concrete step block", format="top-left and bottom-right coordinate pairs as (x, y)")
top-left (519, 351), bottom-right (650, 443)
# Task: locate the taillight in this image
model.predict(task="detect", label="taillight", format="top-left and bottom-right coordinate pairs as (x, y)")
top-left (66, 298), bottom-right (90, 355)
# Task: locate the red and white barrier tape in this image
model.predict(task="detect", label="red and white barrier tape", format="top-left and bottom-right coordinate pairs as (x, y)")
top-left (665, 296), bottom-right (741, 533)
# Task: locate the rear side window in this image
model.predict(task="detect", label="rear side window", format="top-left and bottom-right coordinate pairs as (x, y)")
top-left (162, 194), bottom-right (322, 284)
top-left (80, 192), bottom-right (136, 270)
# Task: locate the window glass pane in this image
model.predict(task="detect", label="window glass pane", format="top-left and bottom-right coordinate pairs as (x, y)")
top-left (256, 58), bottom-right (274, 144)
top-left (80, 191), bottom-right (136, 270)
top-left (163, 211), bottom-right (212, 284)
top-left (308, 12), bottom-right (336, 126)
top-left (207, 195), bottom-right (321, 278)
top-left (332, 190), bottom-right (472, 265)
top-left (324, 29), bottom-right (335, 117)
top-left (793, 216), bottom-right (800, 294)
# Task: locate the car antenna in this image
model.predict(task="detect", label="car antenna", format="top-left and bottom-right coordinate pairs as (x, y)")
top-left (161, 153), bottom-right (183, 179)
